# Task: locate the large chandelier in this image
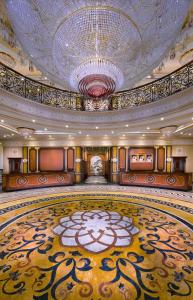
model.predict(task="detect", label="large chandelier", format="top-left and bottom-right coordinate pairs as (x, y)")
top-left (6, 1), bottom-right (190, 98)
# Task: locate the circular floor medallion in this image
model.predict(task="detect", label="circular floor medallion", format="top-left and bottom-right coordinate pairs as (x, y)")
top-left (0, 192), bottom-right (192, 300)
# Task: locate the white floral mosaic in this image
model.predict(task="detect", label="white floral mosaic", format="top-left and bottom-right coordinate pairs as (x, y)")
top-left (53, 209), bottom-right (139, 253)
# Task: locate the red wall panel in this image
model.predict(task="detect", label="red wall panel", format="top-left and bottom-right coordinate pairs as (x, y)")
top-left (119, 147), bottom-right (126, 171)
top-left (29, 148), bottom-right (37, 172)
top-left (129, 147), bottom-right (155, 171)
top-left (39, 148), bottom-right (64, 171)
top-left (67, 148), bottom-right (74, 171)
top-left (157, 147), bottom-right (165, 171)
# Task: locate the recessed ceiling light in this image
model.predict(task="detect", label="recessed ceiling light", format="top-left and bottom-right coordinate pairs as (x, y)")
top-left (142, 134), bottom-right (145, 137)
top-left (65, 125), bottom-right (69, 128)
top-left (146, 127), bottom-right (150, 130)
top-left (86, 134), bottom-right (89, 137)
top-left (44, 76), bottom-right (47, 80)
top-left (125, 124), bottom-right (129, 127)
top-left (111, 130), bottom-right (114, 134)
top-left (11, 133), bottom-right (14, 136)
top-left (3, 135), bottom-right (6, 138)
top-left (180, 132), bottom-right (183, 135)
top-left (96, 126), bottom-right (99, 129)
top-left (160, 117), bottom-right (164, 121)
top-left (1, 119), bottom-right (4, 123)
top-left (122, 134), bottom-right (125, 137)
top-left (79, 131), bottom-right (82, 134)
top-left (188, 133), bottom-right (192, 136)
top-left (192, 117), bottom-right (193, 120)
top-left (32, 119), bottom-right (36, 123)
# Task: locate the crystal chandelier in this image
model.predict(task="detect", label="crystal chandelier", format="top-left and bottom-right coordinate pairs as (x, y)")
top-left (70, 58), bottom-right (123, 98)
top-left (17, 127), bottom-right (35, 137)
top-left (6, 0), bottom-right (190, 98)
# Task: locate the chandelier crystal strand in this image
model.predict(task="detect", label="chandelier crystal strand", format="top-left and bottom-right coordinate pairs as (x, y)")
top-left (70, 58), bottom-right (124, 98)
top-left (6, 0), bottom-right (190, 97)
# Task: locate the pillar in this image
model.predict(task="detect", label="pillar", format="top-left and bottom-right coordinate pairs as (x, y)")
top-left (36, 147), bottom-right (40, 172)
top-left (75, 146), bottom-right (82, 183)
top-left (22, 146), bottom-right (28, 173)
top-left (154, 146), bottom-right (158, 172)
top-left (111, 146), bottom-right (119, 183)
top-left (166, 146), bottom-right (172, 173)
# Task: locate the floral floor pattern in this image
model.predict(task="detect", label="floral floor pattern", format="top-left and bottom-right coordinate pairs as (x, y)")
top-left (0, 191), bottom-right (192, 300)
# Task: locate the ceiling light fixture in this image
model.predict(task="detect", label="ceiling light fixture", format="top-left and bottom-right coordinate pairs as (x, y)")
top-left (160, 126), bottom-right (177, 135)
top-left (17, 127), bottom-right (35, 137)
top-left (6, 1), bottom-right (189, 98)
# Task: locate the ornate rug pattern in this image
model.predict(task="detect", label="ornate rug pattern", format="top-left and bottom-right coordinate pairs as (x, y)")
top-left (0, 191), bottom-right (192, 300)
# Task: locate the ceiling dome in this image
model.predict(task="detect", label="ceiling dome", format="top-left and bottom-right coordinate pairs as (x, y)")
top-left (6, 0), bottom-right (190, 98)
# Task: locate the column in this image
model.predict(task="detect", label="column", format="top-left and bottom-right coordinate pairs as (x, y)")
top-left (166, 145), bottom-right (172, 173)
top-left (64, 147), bottom-right (68, 171)
top-left (125, 147), bottom-right (129, 172)
top-left (111, 146), bottom-right (119, 183)
top-left (36, 147), bottom-right (40, 172)
top-left (22, 146), bottom-right (28, 173)
top-left (75, 146), bottom-right (82, 183)
top-left (154, 146), bottom-right (158, 172)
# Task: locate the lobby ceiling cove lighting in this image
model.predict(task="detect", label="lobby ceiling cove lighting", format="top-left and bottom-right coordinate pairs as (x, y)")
top-left (6, 0), bottom-right (190, 98)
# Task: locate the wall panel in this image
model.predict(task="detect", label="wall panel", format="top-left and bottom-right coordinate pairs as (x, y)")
top-left (29, 148), bottom-right (37, 172)
top-left (39, 148), bottom-right (64, 172)
top-left (157, 146), bottom-right (165, 171)
top-left (129, 147), bottom-right (155, 171)
top-left (67, 148), bottom-right (74, 171)
top-left (119, 147), bottom-right (126, 171)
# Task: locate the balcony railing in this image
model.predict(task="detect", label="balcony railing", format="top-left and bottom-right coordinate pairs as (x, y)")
top-left (0, 60), bottom-right (193, 112)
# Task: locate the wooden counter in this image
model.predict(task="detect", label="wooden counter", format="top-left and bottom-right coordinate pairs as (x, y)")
top-left (2, 172), bottom-right (74, 192)
top-left (120, 172), bottom-right (192, 191)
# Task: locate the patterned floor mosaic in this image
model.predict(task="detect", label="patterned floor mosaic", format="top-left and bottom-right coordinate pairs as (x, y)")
top-left (0, 190), bottom-right (192, 300)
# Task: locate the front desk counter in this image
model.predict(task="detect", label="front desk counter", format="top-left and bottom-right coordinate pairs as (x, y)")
top-left (120, 171), bottom-right (192, 191)
top-left (2, 172), bottom-right (74, 192)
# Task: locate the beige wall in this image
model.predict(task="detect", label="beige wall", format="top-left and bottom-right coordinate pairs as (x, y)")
top-left (172, 145), bottom-right (193, 173)
top-left (3, 147), bottom-right (23, 174)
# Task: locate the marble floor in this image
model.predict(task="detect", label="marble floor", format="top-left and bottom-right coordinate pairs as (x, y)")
top-left (84, 176), bottom-right (108, 184)
top-left (0, 185), bottom-right (192, 299)
top-left (0, 184), bottom-right (193, 205)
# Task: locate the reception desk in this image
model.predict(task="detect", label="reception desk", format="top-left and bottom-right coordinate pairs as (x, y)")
top-left (2, 172), bottom-right (74, 192)
top-left (120, 172), bottom-right (192, 191)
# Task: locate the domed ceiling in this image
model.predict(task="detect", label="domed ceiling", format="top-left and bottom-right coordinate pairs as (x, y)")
top-left (5, 0), bottom-right (191, 98)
